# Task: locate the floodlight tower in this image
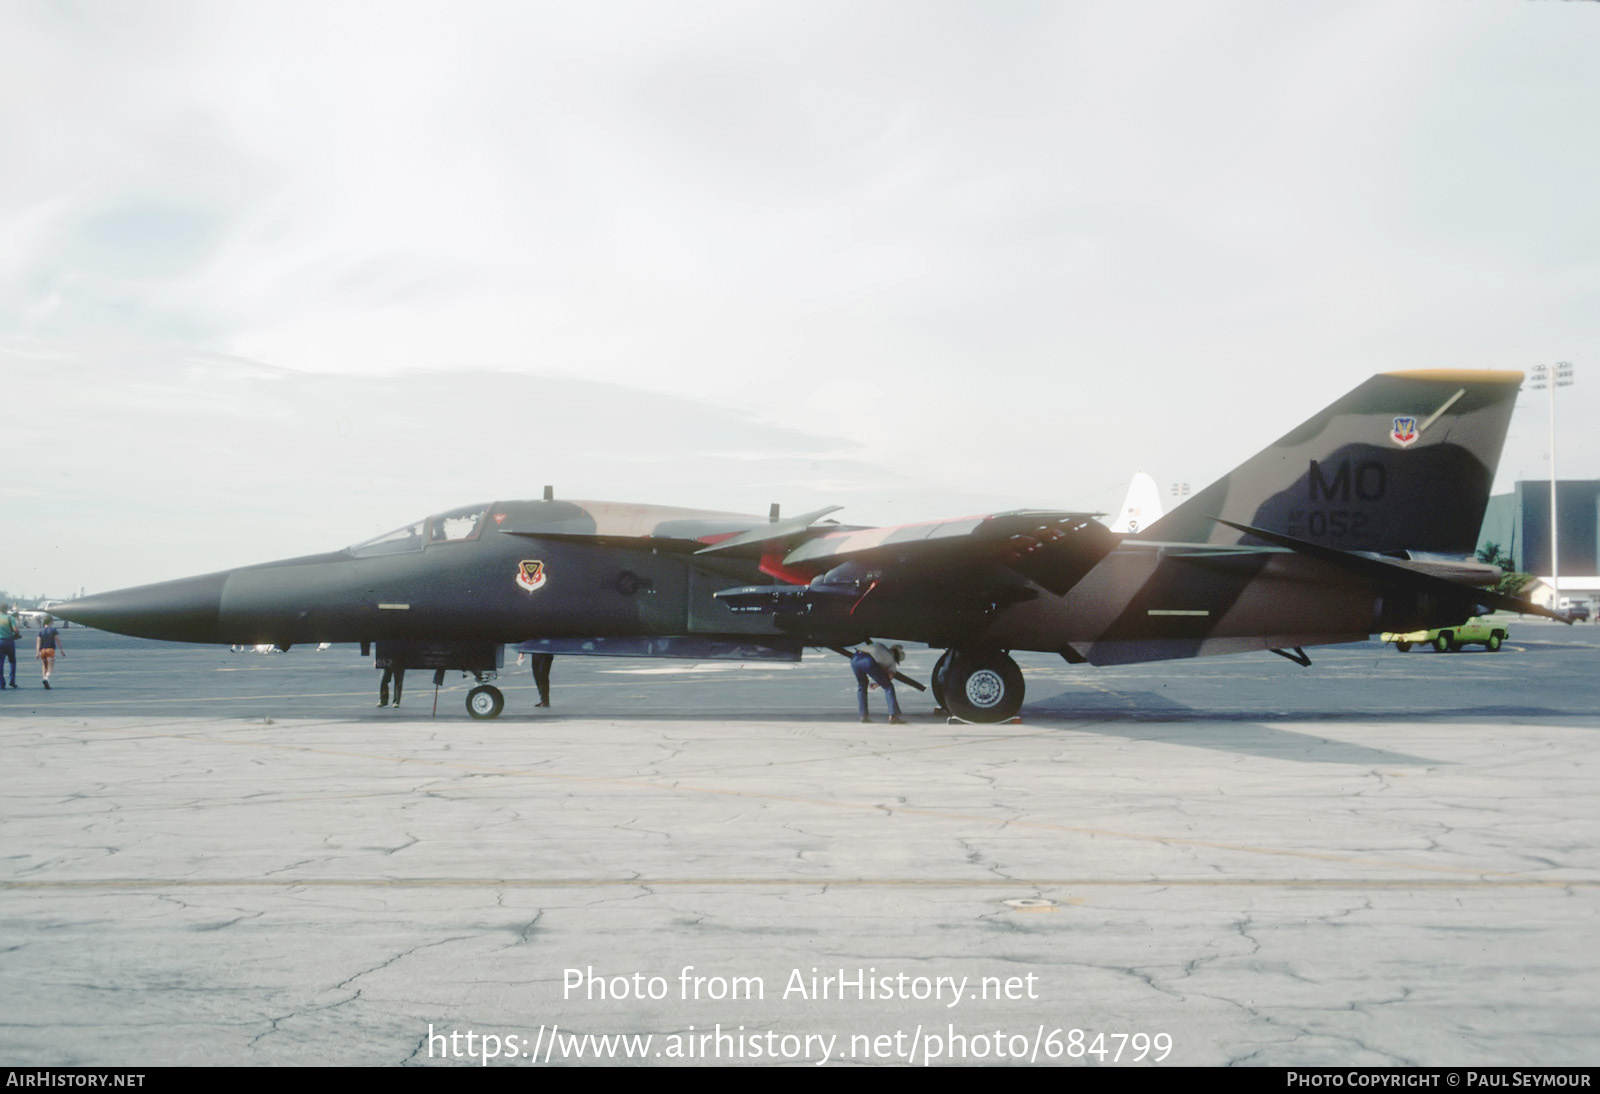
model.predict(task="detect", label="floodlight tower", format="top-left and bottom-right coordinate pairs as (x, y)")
top-left (1527, 362), bottom-right (1575, 602)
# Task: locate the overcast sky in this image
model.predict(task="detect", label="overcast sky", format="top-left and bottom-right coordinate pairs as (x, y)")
top-left (5, 0), bottom-right (1598, 596)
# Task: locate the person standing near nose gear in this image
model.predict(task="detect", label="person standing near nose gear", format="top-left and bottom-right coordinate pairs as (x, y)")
top-left (516, 650), bottom-right (554, 707)
top-left (378, 664), bottom-right (405, 708)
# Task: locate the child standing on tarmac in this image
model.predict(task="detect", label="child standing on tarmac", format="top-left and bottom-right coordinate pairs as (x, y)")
top-left (35, 616), bottom-right (64, 689)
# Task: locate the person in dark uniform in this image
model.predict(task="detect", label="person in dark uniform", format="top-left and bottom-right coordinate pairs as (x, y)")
top-left (378, 664), bottom-right (405, 708)
top-left (851, 640), bottom-right (905, 724)
top-left (0, 605), bottom-right (19, 689)
top-left (517, 649), bottom-right (554, 706)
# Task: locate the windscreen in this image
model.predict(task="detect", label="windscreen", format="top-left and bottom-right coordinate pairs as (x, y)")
top-left (348, 520), bottom-right (426, 558)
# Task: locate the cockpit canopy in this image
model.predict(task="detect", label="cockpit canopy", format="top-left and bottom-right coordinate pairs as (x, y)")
top-left (349, 504), bottom-right (490, 557)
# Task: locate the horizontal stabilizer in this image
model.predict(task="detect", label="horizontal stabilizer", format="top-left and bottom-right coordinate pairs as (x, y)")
top-left (1213, 518), bottom-right (1569, 623)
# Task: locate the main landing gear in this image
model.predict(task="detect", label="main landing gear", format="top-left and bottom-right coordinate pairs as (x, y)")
top-left (930, 648), bottom-right (1024, 723)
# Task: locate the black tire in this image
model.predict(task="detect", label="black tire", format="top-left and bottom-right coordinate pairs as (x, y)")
top-left (943, 649), bottom-right (1024, 723)
top-left (1486, 632), bottom-right (1503, 652)
top-left (1395, 641), bottom-right (1413, 652)
top-left (1433, 632), bottom-right (1452, 653)
top-left (930, 650), bottom-right (951, 711)
top-left (466, 684), bottom-right (505, 720)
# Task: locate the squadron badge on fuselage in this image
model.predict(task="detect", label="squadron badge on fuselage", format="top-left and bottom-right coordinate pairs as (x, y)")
top-left (516, 560), bottom-right (548, 593)
top-left (1390, 416), bottom-right (1419, 447)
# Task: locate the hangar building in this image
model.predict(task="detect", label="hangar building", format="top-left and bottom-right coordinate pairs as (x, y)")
top-left (1479, 479), bottom-right (1600, 608)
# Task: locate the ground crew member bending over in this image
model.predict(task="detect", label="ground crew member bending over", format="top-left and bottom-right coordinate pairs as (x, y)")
top-left (851, 640), bottom-right (906, 724)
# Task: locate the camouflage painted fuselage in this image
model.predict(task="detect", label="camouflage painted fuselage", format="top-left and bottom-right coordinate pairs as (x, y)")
top-left (57, 499), bottom-right (792, 648)
top-left (56, 370), bottom-right (1547, 674)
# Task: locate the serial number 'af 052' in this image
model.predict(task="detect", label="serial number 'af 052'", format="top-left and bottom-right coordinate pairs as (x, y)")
top-left (56, 370), bottom-right (1564, 721)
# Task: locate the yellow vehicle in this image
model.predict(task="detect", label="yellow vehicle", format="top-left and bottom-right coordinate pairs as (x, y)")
top-left (1381, 615), bottom-right (1507, 653)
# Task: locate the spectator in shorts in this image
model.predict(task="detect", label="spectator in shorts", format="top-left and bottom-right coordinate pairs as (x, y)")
top-left (35, 616), bottom-right (64, 689)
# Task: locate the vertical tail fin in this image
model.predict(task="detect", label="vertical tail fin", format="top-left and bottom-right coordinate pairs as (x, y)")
top-left (1145, 370), bottom-right (1522, 554)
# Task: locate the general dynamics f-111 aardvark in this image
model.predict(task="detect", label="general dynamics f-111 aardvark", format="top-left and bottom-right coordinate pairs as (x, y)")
top-left (57, 370), bottom-right (1562, 722)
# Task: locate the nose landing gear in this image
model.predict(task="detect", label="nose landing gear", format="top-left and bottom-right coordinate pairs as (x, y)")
top-left (466, 684), bottom-right (504, 719)
top-left (466, 671), bottom-right (505, 720)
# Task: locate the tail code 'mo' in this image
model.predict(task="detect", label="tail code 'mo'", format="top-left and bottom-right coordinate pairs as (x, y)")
top-left (1145, 370), bottom-right (1522, 555)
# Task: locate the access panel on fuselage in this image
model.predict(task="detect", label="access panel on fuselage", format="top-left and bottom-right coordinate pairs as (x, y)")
top-left (374, 639), bottom-right (503, 672)
top-left (686, 561), bottom-right (791, 636)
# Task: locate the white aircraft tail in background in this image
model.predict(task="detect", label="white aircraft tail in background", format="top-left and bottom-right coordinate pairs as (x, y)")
top-left (1109, 471), bottom-right (1163, 534)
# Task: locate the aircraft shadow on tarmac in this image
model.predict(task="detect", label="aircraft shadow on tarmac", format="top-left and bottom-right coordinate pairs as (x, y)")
top-left (1018, 688), bottom-right (1504, 767)
top-left (1026, 689), bottom-right (1580, 725)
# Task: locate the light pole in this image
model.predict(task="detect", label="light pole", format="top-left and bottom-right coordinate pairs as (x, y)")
top-left (1527, 362), bottom-right (1575, 607)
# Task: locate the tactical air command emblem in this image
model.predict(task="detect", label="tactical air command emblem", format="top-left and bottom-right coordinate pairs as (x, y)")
top-left (515, 560), bottom-right (548, 593)
top-left (1390, 416), bottom-right (1419, 447)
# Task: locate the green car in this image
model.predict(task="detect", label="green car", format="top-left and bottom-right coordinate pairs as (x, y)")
top-left (1381, 615), bottom-right (1508, 653)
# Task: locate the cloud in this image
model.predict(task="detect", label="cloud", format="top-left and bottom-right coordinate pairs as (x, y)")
top-left (5, 339), bottom-right (903, 590)
top-left (3, 2), bottom-right (1597, 592)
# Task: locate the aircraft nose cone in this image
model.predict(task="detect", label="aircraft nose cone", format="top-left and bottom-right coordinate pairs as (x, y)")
top-left (53, 572), bottom-right (229, 643)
